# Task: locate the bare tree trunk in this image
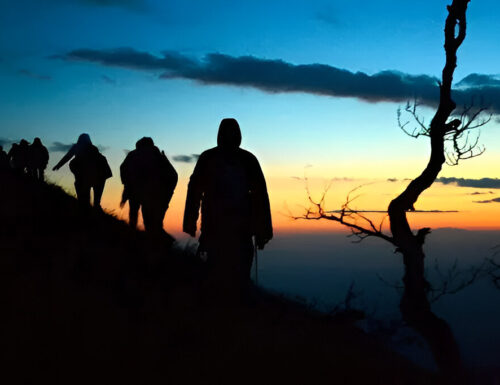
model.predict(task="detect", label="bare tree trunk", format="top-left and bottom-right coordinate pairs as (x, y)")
top-left (388, 1), bottom-right (471, 383)
top-left (400, 248), bottom-right (466, 384)
top-left (389, 0), bottom-right (469, 249)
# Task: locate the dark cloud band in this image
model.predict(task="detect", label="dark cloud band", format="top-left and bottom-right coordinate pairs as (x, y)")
top-left (58, 48), bottom-right (500, 112)
top-left (172, 154), bottom-right (200, 163)
top-left (437, 177), bottom-right (500, 189)
top-left (50, 141), bottom-right (108, 153)
top-left (474, 197), bottom-right (500, 204)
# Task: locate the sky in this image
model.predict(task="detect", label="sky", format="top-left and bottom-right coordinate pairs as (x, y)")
top-left (1, 0), bottom-right (500, 235)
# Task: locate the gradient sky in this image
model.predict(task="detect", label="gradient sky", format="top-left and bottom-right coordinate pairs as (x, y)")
top-left (1, 0), bottom-right (500, 234)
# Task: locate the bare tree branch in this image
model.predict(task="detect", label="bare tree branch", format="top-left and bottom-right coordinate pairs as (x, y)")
top-left (428, 258), bottom-right (492, 302)
top-left (292, 181), bottom-right (395, 244)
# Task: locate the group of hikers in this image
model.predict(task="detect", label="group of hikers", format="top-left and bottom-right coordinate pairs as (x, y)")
top-left (1, 118), bottom-right (273, 300)
top-left (0, 138), bottom-right (49, 180)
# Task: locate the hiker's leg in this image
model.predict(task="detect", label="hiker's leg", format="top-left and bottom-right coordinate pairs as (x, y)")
top-left (92, 180), bottom-right (105, 209)
top-left (129, 198), bottom-right (140, 229)
top-left (75, 179), bottom-right (90, 208)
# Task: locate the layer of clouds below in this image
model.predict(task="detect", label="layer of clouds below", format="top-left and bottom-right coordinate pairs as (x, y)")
top-left (172, 154), bottom-right (199, 163)
top-left (58, 48), bottom-right (500, 113)
top-left (437, 177), bottom-right (500, 189)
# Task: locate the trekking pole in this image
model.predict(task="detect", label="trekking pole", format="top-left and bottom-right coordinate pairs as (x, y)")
top-left (254, 237), bottom-right (259, 286)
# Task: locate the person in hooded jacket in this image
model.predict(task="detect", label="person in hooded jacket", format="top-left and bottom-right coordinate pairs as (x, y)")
top-left (52, 133), bottom-right (112, 210)
top-left (183, 118), bottom-right (273, 300)
top-left (28, 137), bottom-right (49, 181)
top-left (120, 137), bottom-right (177, 234)
top-left (8, 140), bottom-right (30, 174)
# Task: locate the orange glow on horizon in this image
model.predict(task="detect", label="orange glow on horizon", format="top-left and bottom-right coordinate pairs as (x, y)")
top-left (84, 175), bottom-right (500, 237)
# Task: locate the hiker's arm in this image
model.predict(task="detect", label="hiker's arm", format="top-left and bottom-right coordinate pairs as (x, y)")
top-left (52, 147), bottom-right (75, 171)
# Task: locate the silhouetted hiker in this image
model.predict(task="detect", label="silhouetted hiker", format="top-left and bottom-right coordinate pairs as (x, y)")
top-left (0, 146), bottom-right (9, 170)
top-left (18, 140), bottom-right (31, 174)
top-left (120, 137), bottom-right (177, 235)
top-left (28, 137), bottom-right (49, 181)
top-left (183, 118), bottom-right (273, 301)
top-left (7, 140), bottom-right (29, 174)
top-left (53, 133), bottom-right (112, 210)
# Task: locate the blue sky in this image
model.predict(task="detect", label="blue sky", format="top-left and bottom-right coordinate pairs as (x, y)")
top-left (1, 0), bottom-right (499, 195)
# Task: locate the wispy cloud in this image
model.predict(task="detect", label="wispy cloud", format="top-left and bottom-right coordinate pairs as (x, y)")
top-left (50, 141), bottom-right (108, 152)
top-left (172, 154), bottom-right (199, 163)
top-left (437, 177), bottom-right (500, 189)
top-left (49, 142), bottom-right (73, 152)
top-left (0, 138), bottom-right (16, 148)
top-left (469, 191), bottom-right (494, 196)
top-left (18, 69), bottom-right (52, 81)
top-left (474, 197), bottom-right (500, 204)
top-left (56, 48), bottom-right (500, 112)
top-left (456, 73), bottom-right (500, 88)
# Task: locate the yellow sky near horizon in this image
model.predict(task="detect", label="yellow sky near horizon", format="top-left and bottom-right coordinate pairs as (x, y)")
top-left (72, 174), bottom-right (500, 237)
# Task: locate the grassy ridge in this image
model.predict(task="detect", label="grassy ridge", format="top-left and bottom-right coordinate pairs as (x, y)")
top-left (0, 171), bottom-right (436, 384)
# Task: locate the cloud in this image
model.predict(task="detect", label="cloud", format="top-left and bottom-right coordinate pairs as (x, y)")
top-left (49, 142), bottom-right (73, 152)
top-left (50, 141), bottom-right (108, 153)
top-left (437, 177), bottom-right (500, 189)
top-left (56, 48), bottom-right (500, 112)
top-left (172, 154), bottom-right (199, 163)
top-left (387, 178), bottom-right (398, 182)
top-left (18, 69), bottom-right (52, 81)
top-left (101, 74), bottom-right (117, 84)
top-left (474, 197), bottom-right (500, 204)
top-left (0, 138), bottom-right (16, 148)
top-left (469, 191), bottom-right (494, 195)
top-left (456, 73), bottom-right (500, 88)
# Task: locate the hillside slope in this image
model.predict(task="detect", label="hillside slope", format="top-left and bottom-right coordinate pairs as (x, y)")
top-left (0, 170), bottom-right (436, 385)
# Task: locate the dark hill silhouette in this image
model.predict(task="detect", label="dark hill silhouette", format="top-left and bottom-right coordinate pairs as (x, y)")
top-left (0, 170), bottom-right (435, 385)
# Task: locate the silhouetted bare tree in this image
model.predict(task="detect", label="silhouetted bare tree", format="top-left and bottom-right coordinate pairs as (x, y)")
top-left (297, 1), bottom-right (491, 383)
